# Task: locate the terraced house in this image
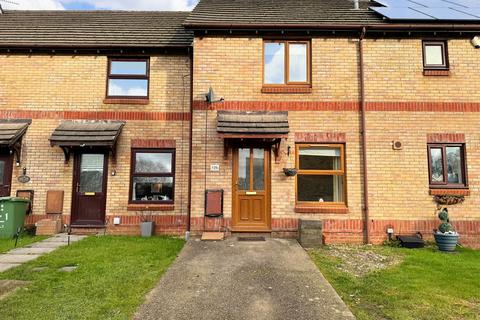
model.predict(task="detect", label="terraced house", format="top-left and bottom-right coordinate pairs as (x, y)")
top-left (1, 0), bottom-right (480, 247)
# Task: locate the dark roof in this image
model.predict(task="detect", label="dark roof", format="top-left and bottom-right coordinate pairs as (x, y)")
top-left (217, 111), bottom-right (289, 138)
top-left (0, 10), bottom-right (193, 48)
top-left (50, 120), bottom-right (125, 148)
top-left (0, 119), bottom-right (31, 147)
top-left (185, 0), bottom-right (385, 28)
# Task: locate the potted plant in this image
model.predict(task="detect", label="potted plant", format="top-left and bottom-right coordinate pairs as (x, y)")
top-left (138, 213), bottom-right (155, 237)
top-left (434, 208), bottom-right (459, 252)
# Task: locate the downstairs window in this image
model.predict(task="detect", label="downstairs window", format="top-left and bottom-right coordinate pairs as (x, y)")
top-left (428, 144), bottom-right (467, 188)
top-left (130, 149), bottom-right (175, 204)
top-left (296, 144), bottom-right (346, 205)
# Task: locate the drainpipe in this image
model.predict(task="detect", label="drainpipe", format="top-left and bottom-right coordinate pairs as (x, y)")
top-left (186, 47), bottom-right (194, 241)
top-left (359, 27), bottom-right (370, 244)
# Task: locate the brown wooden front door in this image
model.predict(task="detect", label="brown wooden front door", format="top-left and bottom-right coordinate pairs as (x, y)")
top-left (0, 152), bottom-right (13, 197)
top-left (71, 152), bottom-right (108, 226)
top-left (232, 147), bottom-right (271, 232)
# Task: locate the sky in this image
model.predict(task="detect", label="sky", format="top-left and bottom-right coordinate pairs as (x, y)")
top-left (0, 0), bottom-right (199, 11)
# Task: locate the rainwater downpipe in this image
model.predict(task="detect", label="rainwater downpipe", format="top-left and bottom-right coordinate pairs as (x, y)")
top-left (359, 27), bottom-right (370, 244)
top-left (186, 47), bottom-right (194, 241)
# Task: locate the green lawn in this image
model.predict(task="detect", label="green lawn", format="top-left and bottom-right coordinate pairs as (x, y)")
top-left (310, 245), bottom-right (480, 320)
top-left (0, 236), bottom-right (184, 320)
top-left (0, 235), bottom-right (47, 253)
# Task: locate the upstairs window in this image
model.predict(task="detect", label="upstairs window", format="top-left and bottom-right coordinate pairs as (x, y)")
top-left (264, 40), bottom-right (310, 85)
top-left (428, 144), bottom-right (467, 188)
top-left (296, 144), bottom-right (346, 205)
top-left (130, 149), bottom-right (175, 204)
top-left (107, 58), bottom-right (149, 98)
top-left (423, 41), bottom-right (448, 70)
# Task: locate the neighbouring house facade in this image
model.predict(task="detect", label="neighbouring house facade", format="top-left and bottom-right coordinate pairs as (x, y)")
top-left (1, 0), bottom-right (480, 247)
top-left (0, 11), bottom-right (192, 235)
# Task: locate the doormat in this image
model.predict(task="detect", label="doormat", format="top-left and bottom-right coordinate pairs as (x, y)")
top-left (0, 280), bottom-right (30, 301)
top-left (238, 236), bottom-right (266, 242)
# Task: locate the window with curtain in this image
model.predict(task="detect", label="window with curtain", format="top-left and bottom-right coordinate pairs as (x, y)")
top-left (428, 144), bottom-right (467, 188)
top-left (423, 41), bottom-right (448, 70)
top-left (130, 149), bottom-right (175, 204)
top-left (296, 144), bottom-right (346, 205)
top-left (264, 40), bottom-right (310, 85)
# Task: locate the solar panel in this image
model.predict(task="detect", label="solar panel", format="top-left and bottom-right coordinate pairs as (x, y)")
top-left (416, 7), bottom-right (480, 19)
top-left (370, 0), bottom-right (480, 20)
top-left (370, 6), bottom-right (435, 20)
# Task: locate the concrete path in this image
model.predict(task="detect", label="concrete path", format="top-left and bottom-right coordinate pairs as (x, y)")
top-left (135, 237), bottom-right (355, 320)
top-left (0, 234), bottom-right (86, 272)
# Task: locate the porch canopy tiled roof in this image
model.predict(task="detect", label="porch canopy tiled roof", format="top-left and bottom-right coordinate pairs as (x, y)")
top-left (184, 0), bottom-right (385, 28)
top-left (0, 119), bottom-right (32, 163)
top-left (0, 119), bottom-right (31, 147)
top-left (0, 11), bottom-right (193, 48)
top-left (217, 111), bottom-right (289, 139)
top-left (50, 120), bottom-right (125, 162)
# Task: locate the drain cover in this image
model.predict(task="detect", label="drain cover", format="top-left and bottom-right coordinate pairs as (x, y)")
top-left (238, 236), bottom-right (265, 242)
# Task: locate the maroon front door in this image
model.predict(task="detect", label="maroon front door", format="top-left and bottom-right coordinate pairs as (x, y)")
top-left (71, 152), bottom-right (108, 226)
top-left (0, 152), bottom-right (13, 197)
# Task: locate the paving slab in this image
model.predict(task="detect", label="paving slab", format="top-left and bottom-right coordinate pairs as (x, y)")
top-left (135, 238), bottom-right (355, 320)
top-left (8, 247), bottom-right (57, 255)
top-left (26, 242), bottom-right (66, 248)
top-left (0, 254), bottom-right (40, 264)
top-left (0, 263), bottom-right (20, 273)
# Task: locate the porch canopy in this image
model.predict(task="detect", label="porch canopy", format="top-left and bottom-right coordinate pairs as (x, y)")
top-left (217, 111), bottom-right (289, 160)
top-left (49, 120), bottom-right (125, 163)
top-left (0, 119), bottom-right (32, 163)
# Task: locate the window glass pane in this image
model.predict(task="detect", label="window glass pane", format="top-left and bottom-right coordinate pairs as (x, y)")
top-left (430, 148), bottom-right (444, 183)
top-left (132, 177), bottom-right (173, 202)
top-left (79, 154), bottom-right (104, 193)
top-left (108, 79), bottom-right (148, 97)
top-left (135, 152), bottom-right (172, 174)
top-left (264, 42), bottom-right (285, 84)
top-left (299, 147), bottom-right (341, 171)
top-left (446, 146), bottom-right (463, 184)
top-left (425, 44), bottom-right (444, 66)
top-left (252, 149), bottom-right (265, 191)
top-left (297, 174), bottom-right (344, 202)
top-left (0, 161), bottom-right (4, 184)
top-left (237, 148), bottom-right (250, 190)
top-left (110, 61), bottom-right (147, 76)
top-left (289, 43), bottom-right (308, 82)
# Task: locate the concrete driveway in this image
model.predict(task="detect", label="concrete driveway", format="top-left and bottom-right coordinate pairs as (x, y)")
top-left (135, 237), bottom-right (355, 320)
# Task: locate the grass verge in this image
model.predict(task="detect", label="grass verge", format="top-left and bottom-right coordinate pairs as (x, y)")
top-left (0, 236), bottom-right (184, 320)
top-left (310, 245), bottom-right (480, 320)
top-left (0, 235), bottom-right (47, 253)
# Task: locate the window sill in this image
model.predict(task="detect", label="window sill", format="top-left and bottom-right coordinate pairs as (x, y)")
top-left (261, 86), bottom-right (312, 94)
top-left (127, 204), bottom-right (174, 211)
top-left (103, 98), bottom-right (149, 105)
top-left (295, 205), bottom-right (349, 214)
top-left (429, 189), bottom-right (470, 196)
top-left (423, 69), bottom-right (450, 76)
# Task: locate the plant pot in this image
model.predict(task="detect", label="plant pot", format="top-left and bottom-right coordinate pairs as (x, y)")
top-left (283, 168), bottom-right (298, 177)
top-left (434, 232), bottom-right (459, 252)
top-left (140, 221), bottom-right (155, 237)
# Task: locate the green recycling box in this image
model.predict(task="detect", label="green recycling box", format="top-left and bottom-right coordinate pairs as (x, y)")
top-left (0, 197), bottom-right (30, 239)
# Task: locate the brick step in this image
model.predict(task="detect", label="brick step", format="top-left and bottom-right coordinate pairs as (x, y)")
top-left (69, 227), bottom-right (106, 236)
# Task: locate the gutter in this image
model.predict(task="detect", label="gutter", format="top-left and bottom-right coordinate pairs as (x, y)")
top-left (358, 27), bottom-right (370, 244)
top-left (186, 47), bottom-right (194, 240)
top-left (184, 22), bottom-right (480, 31)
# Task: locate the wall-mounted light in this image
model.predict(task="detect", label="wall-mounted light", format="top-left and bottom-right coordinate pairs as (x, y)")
top-left (472, 36), bottom-right (480, 49)
top-left (111, 170), bottom-right (116, 176)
